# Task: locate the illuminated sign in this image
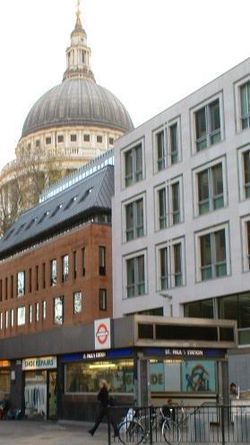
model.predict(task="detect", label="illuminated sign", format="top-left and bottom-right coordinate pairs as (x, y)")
top-left (82, 351), bottom-right (107, 360)
top-left (22, 356), bottom-right (57, 370)
top-left (0, 360), bottom-right (10, 368)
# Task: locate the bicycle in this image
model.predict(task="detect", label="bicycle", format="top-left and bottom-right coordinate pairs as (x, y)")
top-left (117, 406), bottom-right (181, 445)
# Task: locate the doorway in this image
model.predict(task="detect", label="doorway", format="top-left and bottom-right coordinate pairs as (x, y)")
top-left (47, 371), bottom-right (57, 419)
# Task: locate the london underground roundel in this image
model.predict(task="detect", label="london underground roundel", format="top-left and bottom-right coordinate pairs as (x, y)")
top-left (94, 318), bottom-right (111, 350)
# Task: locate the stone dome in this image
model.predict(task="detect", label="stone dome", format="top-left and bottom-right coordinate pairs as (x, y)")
top-left (22, 78), bottom-right (134, 138)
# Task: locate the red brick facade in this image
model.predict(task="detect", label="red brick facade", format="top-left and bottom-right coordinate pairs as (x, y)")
top-left (0, 222), bottom-right (112, 338)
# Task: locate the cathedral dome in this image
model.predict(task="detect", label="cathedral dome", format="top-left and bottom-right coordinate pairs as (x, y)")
top-left (22, 78), bottom-right (133, 138)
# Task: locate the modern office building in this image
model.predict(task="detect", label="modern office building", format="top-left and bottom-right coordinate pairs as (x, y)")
top-left (112, 57), bottom-right (250, 392)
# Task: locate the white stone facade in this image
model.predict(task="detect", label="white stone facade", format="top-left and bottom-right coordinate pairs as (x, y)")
top-left (112, 58), bottom-right (250, 356)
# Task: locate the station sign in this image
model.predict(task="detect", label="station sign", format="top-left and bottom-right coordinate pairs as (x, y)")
top-left (94, 318), bottom-right (111, 350)
top-left (142, 347), bottom-right (226, 359)
top-left (22, 356), bottom-right (57, 370)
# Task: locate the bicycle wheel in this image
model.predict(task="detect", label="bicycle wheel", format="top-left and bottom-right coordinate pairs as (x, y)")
top-left (118, 420), bottom-right (145, 445)
top-left (162, 419), bottom-right (181, 444)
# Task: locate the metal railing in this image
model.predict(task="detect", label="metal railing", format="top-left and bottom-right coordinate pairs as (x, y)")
top-left (107, 404), bottom-right (250, 444)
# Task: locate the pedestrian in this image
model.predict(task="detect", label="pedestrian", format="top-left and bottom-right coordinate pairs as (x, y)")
top-left (88, 379), bottom-right (118, 437)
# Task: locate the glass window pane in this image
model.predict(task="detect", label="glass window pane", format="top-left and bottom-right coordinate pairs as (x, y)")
top-left (172, 182), bottom-right (180, 224)
top-left (135, 144), bottom-right (143, 181)
top-left (160, 248), bottom-right (168, 290)
top-left (156, 130), bottom-right (165, 170)
top-left (174, 243), bottom-right (182, 286)
top-left (158, 188), bottom-right (167, 229)
top-left (170, 123), bottom-right (178, 164)
top-left (196, 107), bottom-right (206, 139)
top-left (54, 296), bottom-right (64, 324)
top-left (73, 291), bottom-right (82, 314)
top-left (210, 100), bottom-right (220, 131)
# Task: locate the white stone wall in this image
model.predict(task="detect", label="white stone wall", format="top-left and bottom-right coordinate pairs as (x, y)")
top-left (112, 58), bottom-right (250, 319)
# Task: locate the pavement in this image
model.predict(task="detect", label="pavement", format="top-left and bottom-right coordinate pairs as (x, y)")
top-left (0, 420), bottom-right (113, 445)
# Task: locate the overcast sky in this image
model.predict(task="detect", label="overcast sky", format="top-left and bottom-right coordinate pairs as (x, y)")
top-left (0, 0), bottom-right (249, 170)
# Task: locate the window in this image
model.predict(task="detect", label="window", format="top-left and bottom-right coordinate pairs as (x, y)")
top-left (50, 259), bottom-right (57, 286)
top-left (28, 268), bottom-right (32, 293)
top-left (73, 251), bottom-right (77, 279)
top-left (70, 134), bottom-right (77, 142)
top-left (99, 289), bottom-right (107, 311)
top-left (5, 311), bottom-right (8, 329)
top-left (10, 275), bottom-right (13, 299)
top-left (197, 162), bottom-right (224, 214)
top-left (42, 262), bottom-right (46, 289)
top-left (154, 120), bottom-right (180, 172)
top-left (42, 301), bottom-right (47, 320)
top-left (99, 246), bottom-right (106, 276)
top-left (0, 313), bottom-right (2, 330)
top-left (73, 291), bottom-right (82, 314)
top-left (35, 139), bottom-right (40, 147)
top-left (240, 81), bottom-right (250, 129)
top-left (17, 307), bottom-right (25, 326)
top-left (54, 296), bottom-right (64, 324)
top-left (58, 135), bottom-right (64, 143)
top-left (198, 228), bottom-right (227, 281)
top-left (5, 277), bottom-right (8, 300)
top-left (97, 135), bottom-right (103, 143)
top-left (195, 99), bottom-right (221, 151)
top-left (62, 255), bottom-right (69, 282)
top-left (35, 303), bottom-right (39, 322)
top-left (218, 292), bottom-right (250, 345)
top-left (35, 265), bottom-right (39, 291)
top-left (84, 134), bottom-right (90, 142)
top-left (46, 137), bottom-right (51, 145)
top-left (0, 280), bottom-right (2, 302)
top-left (109, 137), bottom-right (114, 145)
top-left (156, 177), bottom-right (183, 230)
top-left (17, 271), bottom-right (25, 297)
top-left (29, 305), bottom-right (32, 324)
top-left (124, 143), bottom-right (143, 187)
top-left (241, 217), bottom-right (250, 271)
top-left (158, 241), bottom-right (183, 290)
top-left (10, 309), bottom-right (14, 328)
top-left (81, 248), bottom-right (86, 276)
top-left (243, 150), bottom-right (250, 198)
top-left (125, 197), bottom-right (144, 241)
top-left (126, 254), bottom-right (145, 298)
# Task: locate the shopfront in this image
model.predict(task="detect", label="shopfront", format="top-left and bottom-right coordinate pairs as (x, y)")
top-left (0, 360), bottom-right (11, 399)
top-left (22, 356), bottom-right (57, 420)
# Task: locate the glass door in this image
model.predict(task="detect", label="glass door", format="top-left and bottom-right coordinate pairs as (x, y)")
top-left (47, 371), bottom-right (57, 419)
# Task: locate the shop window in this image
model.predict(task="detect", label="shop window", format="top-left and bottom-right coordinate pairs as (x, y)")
top-left (54, 296), bottom-right (64, 324)
top-left (17, 306), bottom-right (25, 326)
top-left (17, 271), bottom-right (25, 297)
top-left (0, 369), bottom-right (10, 394)
top-left (73, 291), bottom-right (82, 314)
top-left (65, 360), bottom-right (134, 394)
top-left (99, 289), bottom-right (107, 311)
top-left (99, 246), bottom-right (106, 276)
top-left (124, 142), bottom-right (143, 187)
top-left (62, 255), bottom-right (69, 282)
top-left (50, 259), bottom-right (57, 286)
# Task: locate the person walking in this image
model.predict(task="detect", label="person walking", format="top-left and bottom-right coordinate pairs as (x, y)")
top-left (88, 379), bottom-right (118, 437)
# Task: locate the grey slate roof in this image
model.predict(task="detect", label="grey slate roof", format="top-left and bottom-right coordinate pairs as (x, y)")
top-left (0, 165), bottom-right (114, 259)
top-left (22, 78), bottom-right (134, 137)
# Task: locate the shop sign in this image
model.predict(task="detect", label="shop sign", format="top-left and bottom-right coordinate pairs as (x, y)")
top-left (22, 356), bottom-right (57, 371)
top-left (142, 347), bottom-right (226, 359)
top-left (0, 360), bottom-right (10, 368)
top-left (94, 318), bottom-right (111, 350)
top-left (82, 351), bottom-right (107, 360)
top-left (165, 348), bottom-right (204, 358)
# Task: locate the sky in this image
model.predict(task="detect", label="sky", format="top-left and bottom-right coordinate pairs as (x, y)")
top-left (0, 0), bottom-right (249, 170)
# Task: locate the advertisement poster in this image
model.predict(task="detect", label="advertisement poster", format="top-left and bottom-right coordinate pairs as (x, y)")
top-left (182, 360), bottom-right (216, 392)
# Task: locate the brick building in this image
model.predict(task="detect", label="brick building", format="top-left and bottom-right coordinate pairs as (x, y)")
top-left (0, 157), bottom-right (114, 419)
